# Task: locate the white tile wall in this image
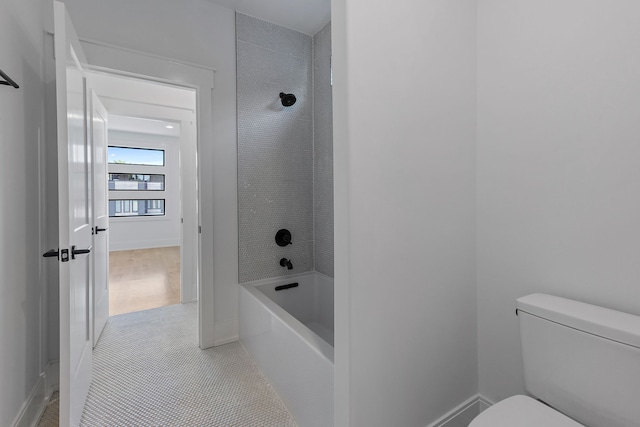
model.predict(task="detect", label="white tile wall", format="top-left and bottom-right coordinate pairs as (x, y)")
top-left (237, 14), bottom-right (334, 283)
top-left (237, 13), bottom-right (314, 282)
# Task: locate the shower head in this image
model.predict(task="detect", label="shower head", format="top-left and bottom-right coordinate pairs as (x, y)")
top-left (279, 92), bottom-right (297, 107)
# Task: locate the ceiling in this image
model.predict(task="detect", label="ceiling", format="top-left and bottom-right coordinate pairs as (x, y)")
top-left (204, 0), bottom-right (330, 35)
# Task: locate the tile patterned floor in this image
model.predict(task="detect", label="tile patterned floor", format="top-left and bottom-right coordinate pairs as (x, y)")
top-left (79, 303), bottom-right (297, 426)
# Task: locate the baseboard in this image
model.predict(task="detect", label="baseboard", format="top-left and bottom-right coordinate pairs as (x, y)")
top-left (213, 319), bottom-right (239, 346)
top-left (11, 360), bottom-right (61, 427)
top-left (11, 375), bottom-right (44, 427)
top-left (109, 239), bottom-right (180, 252)
top-left (426, 394), bottom-right (489, 427)
top-left (477, 394), bottom-right (494, 413)
top-left (45, 361), bottom-right (60, 397)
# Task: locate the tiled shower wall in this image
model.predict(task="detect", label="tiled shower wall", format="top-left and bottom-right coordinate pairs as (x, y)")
top-left (237, 14), bottom-right (313, 282)
top-left (237, 14), bottom-right (333, 283)
top-left (313, 22), bottom-right (334, 278)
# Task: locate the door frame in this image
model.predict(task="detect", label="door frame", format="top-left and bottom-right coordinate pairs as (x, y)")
top-left (75, 42), bottom-right (217, 348)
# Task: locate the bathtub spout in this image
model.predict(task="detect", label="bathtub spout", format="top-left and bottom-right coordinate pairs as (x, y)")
top-left (279, 258), bottom-right (293, 270)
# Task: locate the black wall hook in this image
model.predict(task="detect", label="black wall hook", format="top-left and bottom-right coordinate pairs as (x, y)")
top-left (0, 69), bottom-right (19, 89)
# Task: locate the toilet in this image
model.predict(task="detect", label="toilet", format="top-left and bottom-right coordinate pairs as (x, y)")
top-left (470, 293), bottom-right (640, 427)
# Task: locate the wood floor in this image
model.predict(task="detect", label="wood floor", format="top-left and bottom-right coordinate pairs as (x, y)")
top-left (109, 246), bottom-right (181, 316)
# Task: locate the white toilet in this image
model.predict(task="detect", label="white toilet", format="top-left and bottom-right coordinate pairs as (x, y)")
top-left (470, 293), bottom-right (640, 427)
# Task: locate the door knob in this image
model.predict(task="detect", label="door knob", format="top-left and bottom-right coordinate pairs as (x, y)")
top-left (94, 227), bottom-right (108, 235)
top-left (71, 245), bottom-right (92, 260)
top-left (42, 249), bottom-right (59, 259)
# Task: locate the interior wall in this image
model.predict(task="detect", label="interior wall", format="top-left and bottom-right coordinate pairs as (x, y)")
top-left (236, 13), bottom-right (314, 283)
top-left (332, 0), bottom-right (478, 425)
top-left (107, 131), bottom-right (181, 252)
top-left (313, 22), bottom-right (334, 278)
top-left (477, 0), bottom-right (640, 403)
top-left (0, 0), bottom-right (48, 424)
top-left (60, 0), bottom-right (239, 346)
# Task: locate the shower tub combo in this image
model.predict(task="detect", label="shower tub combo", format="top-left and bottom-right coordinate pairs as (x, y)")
top-left (239, 272), bottom-right (334, 427)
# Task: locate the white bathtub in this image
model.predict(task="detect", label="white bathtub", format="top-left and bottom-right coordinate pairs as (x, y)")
top-left (239, 272), bottom-right (334, 427)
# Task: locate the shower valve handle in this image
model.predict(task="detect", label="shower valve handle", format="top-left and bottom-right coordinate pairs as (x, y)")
top-left (275, 229), bottom-right (293, 246)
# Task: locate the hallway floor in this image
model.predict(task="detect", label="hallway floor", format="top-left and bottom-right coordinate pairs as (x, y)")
top-left (80, 303), bottom-right (297, 426)
top-left (109, 246), bottom-right (181, 316)
top-left (37, 392), bottom-right (58, 427)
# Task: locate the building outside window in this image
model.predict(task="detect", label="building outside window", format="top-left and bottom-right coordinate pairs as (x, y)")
top-left (108, 146), bottom-right (166, 217)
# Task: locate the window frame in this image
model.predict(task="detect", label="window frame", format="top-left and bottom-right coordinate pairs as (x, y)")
top-left (108, 198), bottom-right (166, 218)
top-left (107, 145), bottom-right (166, 166)
top-left (108, 173), bottom-right (166, 191)
top-left (107, 139), bottom-right (172, 223)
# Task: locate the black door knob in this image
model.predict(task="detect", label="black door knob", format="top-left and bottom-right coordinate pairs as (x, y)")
top-left (71, 245), bottom-right (92, 260)
top-left (42, 249), bottom-right (59, 259)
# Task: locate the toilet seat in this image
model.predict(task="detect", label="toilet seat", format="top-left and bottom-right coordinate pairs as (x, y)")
top-left (469, 395), bottom-right (584, 427)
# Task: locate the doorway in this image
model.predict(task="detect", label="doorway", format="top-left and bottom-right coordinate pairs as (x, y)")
top-left (106, 115), bottom-right (183, 316)
top-left (87, 71), bottom-right (199, 334)
top-left (49, 5), bottom-right (212, 424)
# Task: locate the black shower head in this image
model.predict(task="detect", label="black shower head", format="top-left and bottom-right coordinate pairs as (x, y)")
top-left (279, 92), bottom-right (297, 107)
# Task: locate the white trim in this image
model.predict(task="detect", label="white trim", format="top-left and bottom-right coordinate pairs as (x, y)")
top-left (98, 94), bottom-right (196, 113)
top-left (213, 319), bottom-right (239, 347)
top-left (426, 395), bottom-right (482, 427)
top-left (79, 37), bottom-right (217, 73)
top-left (11, 361), bottom-right (60, 427)
top-left (45, 31), bottom-right (216, 74)
top-left (331, 0), bottom-right (351, 423)
top-left (11, 376), bottom-right (45, 427)
top-left (45, 361), bottom-right (60, 397)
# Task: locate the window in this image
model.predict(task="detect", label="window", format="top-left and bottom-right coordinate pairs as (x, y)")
top-left (108, 173), bottom-right (165, 191)
top-left (107, 142), bottom-right (169, 220)
top-left (108, 146), bottom-right (165, 166)
top-left (109, 199), bottom-right (165, 217)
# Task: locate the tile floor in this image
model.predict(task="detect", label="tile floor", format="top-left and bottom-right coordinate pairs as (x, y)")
top-left (80, 303), bottom-right (297, 426)
top-left (38, 285), bottom-right (297, 426)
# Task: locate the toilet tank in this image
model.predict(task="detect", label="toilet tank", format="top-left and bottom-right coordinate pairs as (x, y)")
top-left (517, 294), bottom-right (640, 427)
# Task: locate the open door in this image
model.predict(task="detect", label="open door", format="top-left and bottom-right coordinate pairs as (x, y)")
top-left (91, 91), bottom-right (109, 346)
top-left (54, 2), bottom-right (93, 425)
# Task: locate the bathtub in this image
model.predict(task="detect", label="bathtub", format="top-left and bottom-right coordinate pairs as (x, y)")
top-left (239, 272), bottom-right (334, 427)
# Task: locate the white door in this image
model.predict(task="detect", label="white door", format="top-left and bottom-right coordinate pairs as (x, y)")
top-left (54, 2), bottom-right (93, 425)
top-left (91, 91), bottom-right (109, 346)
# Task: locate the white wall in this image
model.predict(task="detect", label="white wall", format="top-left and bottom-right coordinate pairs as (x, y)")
top-left (61, 0), bottom-right (239, 346)
top-left (332, 0), bottom-right (478, 425)
top-left (0, 0), bottom-right (48, 425)
top-left (107, 131), bottom-right (181, 251)
top-left (477, 0), bottom-right (640, 403)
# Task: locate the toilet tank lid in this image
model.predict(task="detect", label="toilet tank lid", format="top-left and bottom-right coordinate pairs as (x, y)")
top-left (517, 294), bottom-right (640, 349)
